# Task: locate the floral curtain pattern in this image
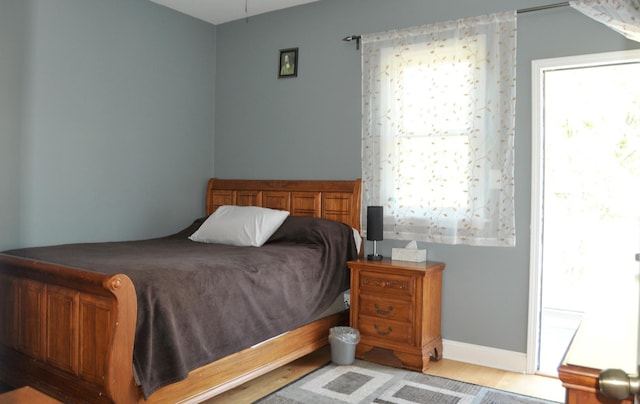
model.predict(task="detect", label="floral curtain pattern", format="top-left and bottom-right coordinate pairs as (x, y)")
top-left (361, 11), bottom-right (517, 246)
top-left (570, 0), bottom-right (640, 42)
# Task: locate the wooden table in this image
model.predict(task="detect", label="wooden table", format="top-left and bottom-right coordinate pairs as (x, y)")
top-left (558, 307), bottom-right (638, 404)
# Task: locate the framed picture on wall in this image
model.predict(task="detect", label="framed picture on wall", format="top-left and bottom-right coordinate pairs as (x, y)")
top-left (278, 48), bottom-right (298, 78)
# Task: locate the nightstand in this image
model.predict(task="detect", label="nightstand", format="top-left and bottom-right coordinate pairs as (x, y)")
top-left (347, 258), bottom-right (444, 372)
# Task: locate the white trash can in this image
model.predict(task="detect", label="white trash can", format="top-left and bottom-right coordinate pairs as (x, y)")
top-left (328, 326), bottom-right (360, 365)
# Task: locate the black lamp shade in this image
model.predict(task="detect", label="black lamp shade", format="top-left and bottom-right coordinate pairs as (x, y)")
top-left (366, 206), bottom-right (383, 241)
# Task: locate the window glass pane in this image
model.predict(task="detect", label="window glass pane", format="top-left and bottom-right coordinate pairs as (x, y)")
top-left (397, 136), bottom-right (470, 208)
top-left (403, 64), bottom-right (474, 136)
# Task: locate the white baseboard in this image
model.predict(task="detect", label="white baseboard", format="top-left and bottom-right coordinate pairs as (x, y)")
top-left (442, 339), bottom-right (528, 374)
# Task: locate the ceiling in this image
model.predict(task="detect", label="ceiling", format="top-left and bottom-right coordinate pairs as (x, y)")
top-left (149, 0), bottom-right (321, 25)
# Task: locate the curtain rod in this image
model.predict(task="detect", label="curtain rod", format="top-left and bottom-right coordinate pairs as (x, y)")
top-left (517, 1), bottom-right (569, 14)
top-left (342, 2), bottom-right (571, 48)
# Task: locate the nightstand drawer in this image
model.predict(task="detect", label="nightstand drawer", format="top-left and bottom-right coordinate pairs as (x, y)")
top-left (359, 316), bottom-right (413, 345)
top-left (359, 272), bottom-right (414, 298)
top-left (359, 295), bottom-right (412, 322)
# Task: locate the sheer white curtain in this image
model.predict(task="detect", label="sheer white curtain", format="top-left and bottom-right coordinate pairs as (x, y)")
top-left (361, 11), bottom-right (517, 246)
top-left (570, 0), bottom-right (640, 42)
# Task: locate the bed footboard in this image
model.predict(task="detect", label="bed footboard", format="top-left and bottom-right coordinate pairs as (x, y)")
top-left (0, 254), bottom-right (138, 403)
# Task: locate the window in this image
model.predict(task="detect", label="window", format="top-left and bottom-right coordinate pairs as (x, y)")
top-left (361, 12), bottom-right (517, 246)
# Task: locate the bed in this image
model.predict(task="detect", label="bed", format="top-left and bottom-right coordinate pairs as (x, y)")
top-left (0, 178), bottom-right (362, 403)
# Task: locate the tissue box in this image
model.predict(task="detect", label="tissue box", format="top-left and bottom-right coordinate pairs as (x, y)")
top-left (392, 248), bottom-right (427, 262)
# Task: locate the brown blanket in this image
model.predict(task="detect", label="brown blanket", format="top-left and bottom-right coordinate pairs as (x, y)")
top-left (5, 216), bottom-right (357, 398)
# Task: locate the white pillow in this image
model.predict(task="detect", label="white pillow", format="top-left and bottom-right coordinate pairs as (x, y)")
top-left (189, 205), bottom-right (290, 247)
top-left (352, 228), bottom-right (362, 255)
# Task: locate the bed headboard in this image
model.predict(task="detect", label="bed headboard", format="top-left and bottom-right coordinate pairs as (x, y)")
top-left (206, 178), bottom-right (362, 232)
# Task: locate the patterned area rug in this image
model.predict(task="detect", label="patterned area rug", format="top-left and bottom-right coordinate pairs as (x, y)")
top-left (255, 360), bottom-right (561, 404)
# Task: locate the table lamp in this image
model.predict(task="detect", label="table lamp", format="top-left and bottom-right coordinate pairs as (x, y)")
top-left (367, 206), bottom-right (383, 261)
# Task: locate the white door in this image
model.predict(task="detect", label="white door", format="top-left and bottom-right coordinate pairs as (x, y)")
top-left (529, 50), bottom-right (640, 375)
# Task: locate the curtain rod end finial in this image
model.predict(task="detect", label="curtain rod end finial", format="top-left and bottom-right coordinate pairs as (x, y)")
top-left (342, 35), bottom-right (361, 42)
top-left (342, 35), bottom-right (362, 50)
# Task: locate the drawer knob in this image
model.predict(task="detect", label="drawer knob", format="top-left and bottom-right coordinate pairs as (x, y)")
top-left (374, 324), bottom-right (393, 335)
top-left (374, 303), bottom-right (394, 315)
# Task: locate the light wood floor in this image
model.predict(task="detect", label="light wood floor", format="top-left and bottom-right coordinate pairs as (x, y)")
top-left (204, 346), bottom-right (566, 403)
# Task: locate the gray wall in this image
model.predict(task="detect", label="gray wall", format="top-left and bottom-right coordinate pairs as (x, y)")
top-left (0, 0), bottom-right (216, 249)
top-left (0, 0), bottom-right (28, 250)
top-left (215, 0), bottom-right (639, 352)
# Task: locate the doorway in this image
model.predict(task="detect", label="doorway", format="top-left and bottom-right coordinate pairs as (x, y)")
top-left (529, 50), bottom-right (640, 375)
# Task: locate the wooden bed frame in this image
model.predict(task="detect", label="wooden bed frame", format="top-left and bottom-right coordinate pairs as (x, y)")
top-left (0, 178), bottom-right (362, 403)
